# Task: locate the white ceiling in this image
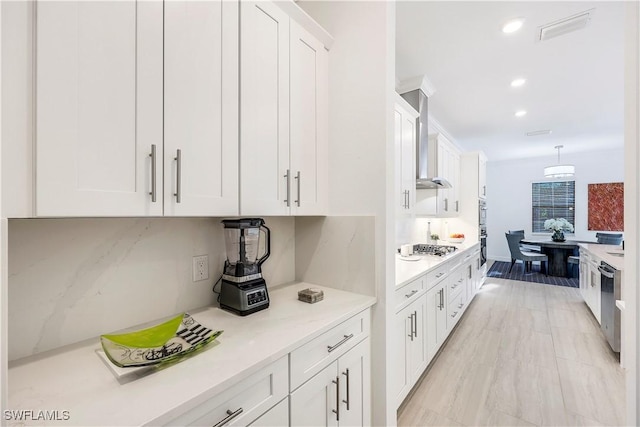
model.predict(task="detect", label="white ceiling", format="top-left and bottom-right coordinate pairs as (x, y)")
top-left (396, 1), bottom-right (625, 162)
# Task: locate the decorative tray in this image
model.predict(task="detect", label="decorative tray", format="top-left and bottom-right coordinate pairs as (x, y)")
top-left (100, 313), bottom-right (222, 368)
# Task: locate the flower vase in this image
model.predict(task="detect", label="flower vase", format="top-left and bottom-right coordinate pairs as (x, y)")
top-left (551, 230), bottom-right (565, 242)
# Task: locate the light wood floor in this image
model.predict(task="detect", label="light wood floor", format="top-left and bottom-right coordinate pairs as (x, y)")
top-left (398, 277), bottom-right (626, 427)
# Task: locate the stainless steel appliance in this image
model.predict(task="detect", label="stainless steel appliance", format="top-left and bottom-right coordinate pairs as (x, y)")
top-left (599, 261), bottom-right (621, 352)
top-left (479, 199), bottom-right (487, 266)
top-left (219, 218), bottom-right (271, 316)
top-left (413, 244), bottom-right (457, 256)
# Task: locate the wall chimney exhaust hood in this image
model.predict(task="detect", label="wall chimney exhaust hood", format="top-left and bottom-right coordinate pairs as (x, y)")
top-left (398, 76), bottom-right (452, 190)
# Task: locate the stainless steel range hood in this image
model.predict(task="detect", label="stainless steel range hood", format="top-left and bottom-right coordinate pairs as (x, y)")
top-left (400, 87), bottom-right (452, 190)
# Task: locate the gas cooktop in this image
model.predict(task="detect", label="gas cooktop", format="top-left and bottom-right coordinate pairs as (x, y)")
top-left (413, 244), bottom-right (457, 256)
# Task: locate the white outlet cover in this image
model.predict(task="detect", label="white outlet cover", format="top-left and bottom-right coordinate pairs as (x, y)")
top-left (192, 255), bottom-right (209, 282)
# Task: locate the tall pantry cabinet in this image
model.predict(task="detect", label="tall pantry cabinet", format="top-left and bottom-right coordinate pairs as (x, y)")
top-left (36, 1), bottom-right (238, 217)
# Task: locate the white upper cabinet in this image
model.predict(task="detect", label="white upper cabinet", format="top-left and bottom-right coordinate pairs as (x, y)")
top-left (36, 0), bottom-right (238, 217)
top-left (394, 95), bottom-right (418, 217)
top-left (36, 1), bottom-right (163, 216)
top-left (478, 151), bottom-right (487, 199)
top-left (240, 1), bottom-right (328, 216)
top-left (164, 0), bottom-right (239, 216)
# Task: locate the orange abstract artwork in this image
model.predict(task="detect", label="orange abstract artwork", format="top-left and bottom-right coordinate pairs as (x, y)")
top-left (588, 182), bottom-right (624, 231)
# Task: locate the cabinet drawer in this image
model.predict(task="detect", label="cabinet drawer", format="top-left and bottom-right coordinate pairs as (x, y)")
top-left (447, 271), bottom-right (465, 301)
top-left (290, 309), bottom-right (370, 391)
top-left (395, 276), bottom-right (425, 312)
top-left (447, 292), bottom-right (466, 330)
top-left (426, 263), bottom-right (449, 289)
top-left (164, 356), bottom-right (288, 426)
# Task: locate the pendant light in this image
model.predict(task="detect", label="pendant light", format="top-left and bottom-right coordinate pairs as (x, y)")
top-left (544, 145), bottom-right (575, 178)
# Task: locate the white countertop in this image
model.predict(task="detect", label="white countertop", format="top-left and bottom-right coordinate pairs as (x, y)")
top-left (578, 243), bottom-right (625, 270)
top-left (8, 283), bottom-right (376, 426)
top-left (396, 242), bottom-right (480, 287)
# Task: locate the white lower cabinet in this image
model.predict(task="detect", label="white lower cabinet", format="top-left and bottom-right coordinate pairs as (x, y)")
top-left (425, 280), bottom-right (447, 362)
top-left (164, 356), bottom-right (288, 426)
top-left (290, 338), bottom-right (370, 427)
top-left (248, 398), bottom-right (289, 427)
top-left (166, 309), bottom-right (371, 427)
top-left (394, 292), bottom-right (427, 406)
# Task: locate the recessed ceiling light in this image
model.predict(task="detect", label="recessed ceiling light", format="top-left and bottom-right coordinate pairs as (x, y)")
top-left (511, 78), bottom-right (526, 87)
top-left (526, 129), bottom-right (552, 136)
top-left (515, 110), bottom-right (527, 117)
top-left (502, 18), bottom-right (524, 33)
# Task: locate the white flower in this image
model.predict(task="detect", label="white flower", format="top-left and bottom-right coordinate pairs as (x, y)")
top-left (544, 218), bottom-right (574, 232)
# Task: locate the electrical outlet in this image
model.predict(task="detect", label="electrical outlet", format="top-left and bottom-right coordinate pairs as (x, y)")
top-left (192, 255), bottom-right (209, 282)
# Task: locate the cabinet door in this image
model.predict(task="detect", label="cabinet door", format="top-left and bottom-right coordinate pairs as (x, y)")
top-left (478, 153), bottom-right (487, 199)
top-left (425, 284), bottom-right (446, 362)
top-left (393, 305), bottom-right (411, 405)
top-left (290, 361), bottom-right (339, 427)
top-left (248, 398), bottom-right (289, 427)
top-left (401, 110), bottom-right (416, 213)
top-left (290, 20), bottom-right (328, 215)
top-left (36, 1), bottom-right (163, 216)
top-left (408, 297), bottom-right (428, 381)
top-left (451, 149), bottom-right (460, 215)
top-left (338, 339), bottom-right (370, 427)
top-left (436, 139), bottom-right (451, 215)
top-left (240, 1), bottom-right (290, 215)
top-left (164, 0), bottom-right (238, 216)
top-left (394, 109), bottom-right (405, 214)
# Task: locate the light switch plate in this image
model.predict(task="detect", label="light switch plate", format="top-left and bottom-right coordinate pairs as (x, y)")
top-left (192, 255), bottom-right (209, 282)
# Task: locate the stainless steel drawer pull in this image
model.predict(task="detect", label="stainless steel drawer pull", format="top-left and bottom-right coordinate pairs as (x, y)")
top-left (451, 311), bottom-right (458, 318)
top-left (342, 369), bottom-right (351, 410)
top-left (458, 302), bottom-right (464, 309)
top-left (436, 272), bottom-right (445, 278)
top-left (174, 149), bottom-right (182, 203)
top-left (405, 289), bottom-right (418, 298)
top-left (408, 313), bottom-right (414, 341)
top-left (327, 334), bottom-right (354, 353)
top-left (332, 377), bottom-right (340, 421)
top-left (444, 198), bottom-right (449, 211)
top-left (149, 144), bottom-right (157, 202)
top-left (295, 171), bottom-right (301, 207)
top-left (284, 170), bottom-right (291, 207)
top-left (455, 200), bottom-right (459, 212)
top-left (213, 408), bottom-right (243, 427)
top-left (413, 311), bottom-right (418, 337)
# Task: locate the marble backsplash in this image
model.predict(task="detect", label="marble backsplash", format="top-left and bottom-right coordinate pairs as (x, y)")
top-left (8, 217), bottom-right (295, 361)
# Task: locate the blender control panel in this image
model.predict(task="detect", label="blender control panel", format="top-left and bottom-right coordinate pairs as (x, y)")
top-left (247, 289), bottom-right (268, 306)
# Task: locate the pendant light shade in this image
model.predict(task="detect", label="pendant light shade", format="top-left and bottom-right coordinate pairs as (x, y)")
top-left (544, 145), bottom-right (575, 178)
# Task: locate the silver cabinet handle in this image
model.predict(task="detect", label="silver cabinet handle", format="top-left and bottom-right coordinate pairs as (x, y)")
top-left (342, 369), bottom-right (350, 410)
top-left (444, 198), bottom-right (449, 211)
top-left (213, 408), bottom-right (243, 427)
top-left (407, 313), bottom-right (413, 341)
top-left (327, 334), bottom-right (354, 353)
top-left (332, 376), bottom-right (340, 421)
top-left (458, 302), bottom-right (464, 309)
top-left (284, 169), bottom-right (291, 207)
top-left (413, 310), bottom-right (418, 337)
top-left (451, 311), bottom-right (458, 318)
top-left (405, 289), bottom-right (418, 298)
top-left (455, 200), bottom-right (459, 212)
top-left (440, 289), bottom-right (444, 310)
top-left (149, 144), bottom-right (157, 202)
top-left (295, 171), bottom-right (301, 207)
top-left (174, 149), bottom-right (182, 203)
top-left (406, 190), bottom-right (410, 209)
top-left (436, 272), bottom-right (445, 278)
top-left (483, 185), bottom-right (486, 196)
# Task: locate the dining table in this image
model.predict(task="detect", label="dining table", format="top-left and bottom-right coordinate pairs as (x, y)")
top-left (520, 238), bottom-right (596, 277)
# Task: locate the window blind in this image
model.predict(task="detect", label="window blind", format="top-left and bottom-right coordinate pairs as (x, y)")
top-left (532, 181), bottom-right (575, 232)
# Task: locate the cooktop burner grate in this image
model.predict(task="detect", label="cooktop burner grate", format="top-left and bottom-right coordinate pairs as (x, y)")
top-left (412, 244), bottom-right (457, 256)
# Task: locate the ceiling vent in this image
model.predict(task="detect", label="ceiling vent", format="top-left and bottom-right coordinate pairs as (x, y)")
top-left (537, 9), bottom-right (594, 42)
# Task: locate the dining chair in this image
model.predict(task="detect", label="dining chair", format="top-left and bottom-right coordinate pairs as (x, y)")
top-left (505, 232), bottom-right (548, 275)
top-left (596, 233), bottom-right (623, 245)
top-left (567, 255), bottom-right (580, 278)
top-left (508, 229), bottom-right (541, 253)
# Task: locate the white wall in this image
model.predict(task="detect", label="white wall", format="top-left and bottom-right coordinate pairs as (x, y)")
top-left (296, 2), bottom-right (396, 425)
top-left (7, 217), bottom-right (295, 361)
top-left (487, 148), bottom-right (624, 262)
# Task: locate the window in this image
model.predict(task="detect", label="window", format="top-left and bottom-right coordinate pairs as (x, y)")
top-left (532, 181), bottom-right (575, 232)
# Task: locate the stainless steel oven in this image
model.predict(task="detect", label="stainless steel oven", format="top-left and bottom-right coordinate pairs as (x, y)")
top-left (599, 261), bottom-right (620, 352)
